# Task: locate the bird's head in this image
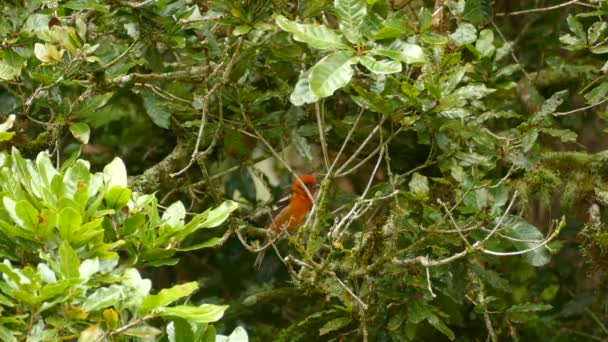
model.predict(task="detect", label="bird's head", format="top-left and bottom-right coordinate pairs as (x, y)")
top-left (292, 174), bottom-right (319, 199)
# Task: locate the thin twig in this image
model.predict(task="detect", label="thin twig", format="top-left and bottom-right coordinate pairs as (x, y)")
top-left (171, 37), bottom-right (243, 177)
top-left (495, 0), bottom-right (595, 16)
top-left (315, 102), bottom-right (330, 171)
top-left (553, 97), bottom-right (608, 116)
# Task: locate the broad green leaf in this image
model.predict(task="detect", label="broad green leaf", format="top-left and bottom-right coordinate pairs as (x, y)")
top-left (371, 40), bottom-right (425, 64)
top-left (141, 89), bottom-right (171, 129)
top-left (275, 15), bottom-right (350, 50)
top-left (103, 157), bottom-right (128, 188)
top-left (69, 123), bottom-right (90, 144)
top-left (200, 200), bottom-right (238, 228)
top-left (290, 70), bottom-right (319, 106)
top-left (587, 21), bottom-right (608, 45)
top-left (64, 0), bottom-right (109, 12)
top-left (450, 23), bottom-right (477, 46)
top-left (407, 300), bottom-right (433, 324)
top-left (105, 186), bottom-right (131, 209)
top-left (566, 15), bottom-right (585, 40)
top-left (15, 200), bottom-right (38, 231)
top-left (536, 90), bottom-right (568, 119)
top-left (591, 44), bottom-right (608, 54)
top-left (78, 324), bottom-right (104, 342)
top-left (74, 92), bottom-right (114, 118)
top-left (501, 215), bottom-right (551, 266)
top-left (162, 201), bottom-right (186, 227)
top-left (309, 51), bottom-right (356, 97)
top-left (59, 242), bottom-right (80, 279)
top-left (358, 55), bottom-right (402, 74)
top-left (584, 81), bottom-right (608, 105)
top-left (34, 43), bottom-right (63, 64)
top-left (0, 50), bottom-right (24, 81)
top-left (37, 263), bottom-right (57, 284)
top-left (79, 258), bottom-right (99, 281)
top-left (475, 29), bottom-right (495, 58)
top-left (463, 0), bottom-right (492, 26)
top-left (123, 326), bottom-right (163, 338)
top-left (292, 131), bottom-right (313, 160)
top-left (427, 314), bottom-right (455, 340)
top-left (438, 108), bottom-right (471, 118)
top-left (0, 115), bottom-right (15, 142)
top-left (408, 173), bottom-right (429, 195)
top-left (82, 285), bottom-right (124, 311)
top-left (420, 32), bottom-right (449, 45)
top-left (319, 316), bottom-right (352, 335)
top-left (216, 326), bottom-right (248, 342)
top-left (140, 281), bottom-right (199, 313)
top-left (58, 207), bottom-right (82, 242)
top-left (335, 0), bottom-right (367, 43)
top-left (157, 304), bottom-right (228, 323)
top-left (0, 326), bottom-right (17, 342)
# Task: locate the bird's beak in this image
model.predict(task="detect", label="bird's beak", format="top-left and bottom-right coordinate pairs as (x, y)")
top-left (312, 183), bottom-right (321, 189)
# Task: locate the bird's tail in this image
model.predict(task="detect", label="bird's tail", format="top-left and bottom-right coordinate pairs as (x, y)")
top-left (254, 247), bottom-right (266, 269)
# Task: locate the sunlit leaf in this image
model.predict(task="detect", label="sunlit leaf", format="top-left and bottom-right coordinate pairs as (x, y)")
top-left (309, 51), bottom-right (356, 97)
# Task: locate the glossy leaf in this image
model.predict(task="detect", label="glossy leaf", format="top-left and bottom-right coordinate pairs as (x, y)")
top-left (309, 51), bottom-right (356, 97)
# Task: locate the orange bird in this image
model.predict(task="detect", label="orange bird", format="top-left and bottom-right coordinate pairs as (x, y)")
top-left (267, 174), bottom-right (319, 233)
top-left (255, 175), bottom-right (318, 268)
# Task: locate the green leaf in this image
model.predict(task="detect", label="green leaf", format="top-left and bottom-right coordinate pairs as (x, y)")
top-left (34, 43), bottom-right (63, 64)
top-left (408, 172), bottom-right (429, 195)
top-left (69, 123), bottom-right (90, 144)
top-left (309, 51), bottom-right (356, 98)
top-left (427, 314), bottom-right (455, 340)
top-left (463, 0), bottom-right (492, 26)
top-left (82, 285), bottom-right (123, 311)
top-left (358, 55), bottom-right (402, 74)
top-left (216, 326), bottom-right (248, 342)
top-left (156, 304), bottom-right (229, 323)
top-left (103, 157), bottom-right (128, 188)
top-left (73, 92), bottom-right (114, 118)
top-left (78, 324), bottom-right (104, 342)
top-left (199, 200), bottom-right (238, 228)
top-left (123, 326), bottom-right (162, 338)
top-left (319, 316), bottom-right (352, 335)
top-left (275, 15), bottom-right (350, 50)
top-left (438, 108), bottom-right (471, 119)
top-left (59, 242), bottom-right (80, 279)
top-left (408, 300), bottom-right (433, 324)
top-left (450, 23), bottom-right (477, 46)
top-left (105, 186), bottom-right (131, 209)
top-left (292, 131), bottom-right (313, 160)
top-left (0, 326), bottom-right (17, 342)
top-left (290, 70), bottom-right (320, 106)
top-left (176, 237), bottom-right (223, 251)
top-left (162, 201), bottom-right (186, 227)
top-left (140, 281), bottom-right (199, 314)
top-left (501, 215), bottom-right (551, 267)
top-left (0, 50), bottom-right (24, 81)
top-left (15, 200), bottom-right (39, 231)
top-left (141, 89), bottom-right (171, 129)
top-left (475, 29), bottom-right (495, 58)
top-left (371, 40), bottom-right (426, 64)
top-left (58, 207), bottom-right (82, 242)
top-left (587, 21), bottom-right (607, 45)
top-left (334, 0), bottom-right (367, 43)
top-left (507, 303), bottom-right (552, 313)
top-left (584, 81), bottom-right (608, 105)
top-left (536, 90), bottom-right (568, 119)
top-left (566, 14), bottom-right (586, 40)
